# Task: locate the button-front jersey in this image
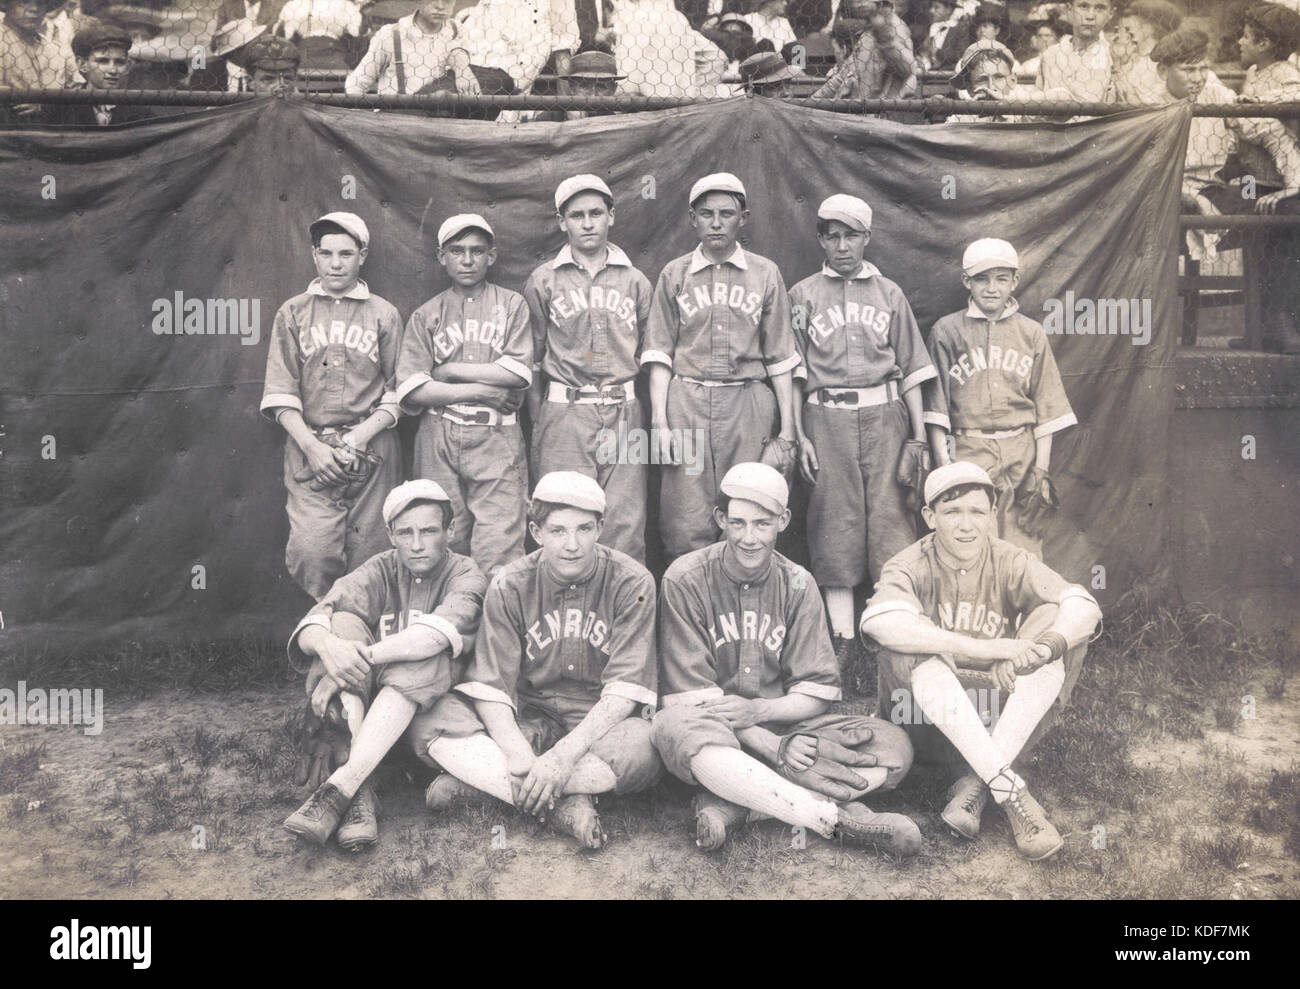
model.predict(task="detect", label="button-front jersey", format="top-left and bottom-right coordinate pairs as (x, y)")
top-left (789, 261), bottom-right (936, 393)
top-left (923, 299), bottom-right (1077, 437)
top-left (641, 244), bottom-right (799, 381)
top-left (454, 544), bottom-right (659, 713)
top-left (287, 548), bottom-right (487, 673)
top-left (524, 244), bottom-right (653, 388)
top-left (260, 279), bottom-right (402, 428)
top-left (658, 541), bottom-right (840, 706)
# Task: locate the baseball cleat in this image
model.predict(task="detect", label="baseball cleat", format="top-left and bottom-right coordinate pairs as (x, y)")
top-left (547, 793), bottom-right (606, 850)
top-left (284, 782), bottom-right (350, 846)
top-left (835, 803), bottom-right (923, 856)
top-left (693, 790), bottom-right (750, 851)
top-left (941, 772), bottom-right (989, 840)
top-left (1001, 785), bottom-right (1063, 861)
top-left (336, 781), bottom-right (380, 852)
top-left (424, 773), bottom-right (486, 812)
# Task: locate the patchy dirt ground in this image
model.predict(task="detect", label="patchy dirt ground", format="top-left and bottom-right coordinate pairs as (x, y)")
top-left (2, 680), bottom-right (1296, 900)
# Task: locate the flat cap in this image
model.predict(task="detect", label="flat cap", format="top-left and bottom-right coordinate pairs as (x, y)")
top-left (383, 479), bottom-right (452, 526)
top-left (818, 193), bottom-right (872, 232)
top-left (952, 39), bottom-right (1016, 82)
top-left (720, 462), bottom-right (789, 516)
top-left (533, 471), bottom-right (607, 514)
top-left (437, 213), bottom-right (494, 248)
top-left (555, 174), bottom-right (612, 213)
top-left (924, 461), bottom-right (996, 507)
top-left (962, 237), bottom-right (1019, 275)
top-left (311, 211), bottom-right (369, 250)
top-left (689, 171), bottom-right (746, 207)
top-left (71, 21), bottom-right (133, 58)
top-left (239, 34), bottom-right (300, 71)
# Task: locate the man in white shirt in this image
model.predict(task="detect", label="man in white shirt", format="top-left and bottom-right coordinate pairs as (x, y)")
top-left (456, 0), bottom-right (579, 94)
top-left (742, 0), bottom-right (797, 52)
top-left (1036, 0), bottom-right (1114, 102)
top-left (346, 0), bottom-right (479, 95)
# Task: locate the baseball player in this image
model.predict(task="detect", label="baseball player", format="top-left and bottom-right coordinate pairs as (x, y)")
top-left (641, 172), bottom-right (802, 562)
top-left (261, 211), bottom-right (403, 600)
top-left (523, 175), bottom-right (654, 561)
top-left (860, 462), bottom-right (1102, 860)
top-left (410, 472), bottom-right (661, 849)
top-left (283, 479), bottom-right (487, 850)
top-left (922, 238), bottom-right (1077, 558)
top-left (396, 213), bottom-right (533, 580)
top-left (789, 194), bottom-right (937, 669)
top-left (652, 462), bottom-right (922, 855)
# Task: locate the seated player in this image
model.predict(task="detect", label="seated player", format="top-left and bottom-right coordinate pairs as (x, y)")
top-left (413, 472), bottom-right (662, 849)
top-left (283, 480), bottom-right (487, 850)
top-left (860, 462), bottom-right (1102, 861)
top-left (653, 462), bottom-right (922, 855)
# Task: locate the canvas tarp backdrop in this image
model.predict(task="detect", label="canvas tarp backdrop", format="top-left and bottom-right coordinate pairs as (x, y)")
top-left (0, 98), bottom-right (1189, 653)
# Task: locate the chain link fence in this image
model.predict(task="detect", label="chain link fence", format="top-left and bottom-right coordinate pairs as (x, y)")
top-left (2, 0), bottom-right (1299, 348)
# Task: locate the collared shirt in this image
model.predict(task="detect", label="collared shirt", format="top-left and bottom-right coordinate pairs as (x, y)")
top-left (1113, 54), bottom-right (1165, 106)
top-left (1183, 73), bottom-right (1237, 194)
top-left (261, 278), bottom-right (403, 428)
top-left (610, 0), bottom-right (699, 97)
top-left (287, 548), bottom-right (486, 676)
top-left (922, 298), bottom-right (1077, 438)
top-left (861, 533), bottom-right (1098, 640)
top-left (789, 261), bottom-right (936, 393)
top-left (642, 244), bottom-right (798, 381)
top-left (1037, 35), bottom-right (1113, 103)
top-left (274, 0), bottom-right (362, 40)
top-left (456, 0), bottom-right (579, 91)
top-left (0, 21), bottom-right (69, 90)
top-left (395, 282), bottom-right (533, 411)
top-left (813, 10), bottom-right (916, 100)
top-left (524, 243), bottom-right (653, 388)
top-left (741, 11), bottom-right (796, 51)
top-left (1228, 61), bottom-right (1300, 190)
top-left (454, 544), bottom-right (659, 714)
top-left (344, 12), bottom-right (465, 95)
top-left (658, 541), bottom-right (841, 708)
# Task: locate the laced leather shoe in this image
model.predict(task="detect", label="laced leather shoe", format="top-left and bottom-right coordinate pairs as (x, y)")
top-left (835, 803), bottom-right (923, 856)
top-left (1001, 784), bottom-right (1063, 861)
top-left (284, 782), bottom-right (350, 845)
top-left (941, 772), bottom-right (989, 839)
top-left (336, 781), bottom-right (379, 851)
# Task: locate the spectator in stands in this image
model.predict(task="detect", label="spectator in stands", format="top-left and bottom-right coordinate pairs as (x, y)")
top-left (742, 0), bottom-right (799, 49)
top-left (274, 0), bottom-right (364, 72)
top-left (813, 0), bottom-right (917, 98)
top-left (528, 48), bottom-right (624, 118)
top-left (1110, 0), bottom-right (1183, 105)
top-left (971, 1), bottom-right (1006, 41)
top-left (739, 48), bottom-right (799, 93)
top-left (216, 0), bottom-right (288, 93)
top-left (945, 37), bottom-right (1069, 118)
top-left (609, 0), bottom-right (702, 97)
top-left (1019, 13), bottom-right (1066, 77)
top-left (45, 0), bottom-right (105, 87)
top-left (1, 0), bottom-right (69, 117)
top-left (212, 17), bottom-right (269, 93)
top-left (1036, 0), bottom-right (1114, 101)
top-left (345, 0), bottom-right (480, 96)
top-left (239, 34), bottom-right (303, 94)
top-left (456, 0), bottom-right (580, 95)
top-left (44, 21), bottom-right (157, 125)
top-left (837, 0), bottom-right (927, 51)
top-left (702, 10), bottom-right (760, 75)
top-left (920, 0), bottom-right (974, 71)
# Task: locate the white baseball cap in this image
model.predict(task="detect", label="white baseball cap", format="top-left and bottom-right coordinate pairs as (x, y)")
top-left (383, 479), bottom-right (452, 526)
top-left (818, 194), bottom-right (872, 232)
top-left (554, 174), bottom-right (613, 214)
top-left (962, 238), bottom-right (1020, 276)
top-left (720, 462), bottom-right (789, 516)
top-left (437, 213), bottom-right (494, 248)
top-left (689, 172), bottom-right (746, 208)
top-left (923, 461), bottom-right (996, 507)
top-left (532, 471), bottom-right (606, 514)
top-left (311, 212), bottom-right (369, 250)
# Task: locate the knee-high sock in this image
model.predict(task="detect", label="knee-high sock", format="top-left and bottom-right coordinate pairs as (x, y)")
top-left (426, 733), bottom-right (515, 804)
top-left (564, 754), bottom-right (618, 794)
top-left (910, 658), bottom-right (1022, 797)
top-left (327, 687), bottom-right (416, 799)
top-left (990, 659), bottom-right (1065, 764)
top-left (824, 587), bottom-right (856, 640)
top-left (690, 746), bottom-right (839, 838)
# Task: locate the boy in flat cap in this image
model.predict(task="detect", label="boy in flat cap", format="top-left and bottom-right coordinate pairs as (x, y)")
top-left (738, 50), bottom-right (799, 97)
top-left (238, 34), bottom-right (301, 95)
top-left (45, 22), bottom-right (157, 126)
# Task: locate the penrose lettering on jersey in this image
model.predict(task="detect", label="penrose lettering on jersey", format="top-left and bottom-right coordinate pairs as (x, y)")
top-left (49, 919), bottom-right (151, 969)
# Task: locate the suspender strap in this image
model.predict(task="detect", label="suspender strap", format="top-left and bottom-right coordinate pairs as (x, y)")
top-left (393, 25), bottom-right (406, 95)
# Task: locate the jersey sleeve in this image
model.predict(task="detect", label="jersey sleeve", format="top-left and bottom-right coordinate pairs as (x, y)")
top-left (286, 556), bottom-right (390, 672)
top-left (1028, 327), bottom-right (1077, 438)
top-left (759, 263), bottom-right (799, 377)
top-left (495, 291), bottom-right (533, 384)
top-left (395, 305), bottom-right (436, 413)
top-left (632, 268), bottom-right (654, 363)
top-left (657, 571), bottom-right (725, 707)
top-left (891, 285), bottom-right (937, 394)
top-left (788, 284), bottom-right (810, 382)
top-left (1002, 547), bottom-right (1098, 619)
top-left (375, 300), bottom-right (403, 425)
top-left (640, 264), bottom-right (679, 369)
top-left (522, 270), bottom-right (549, 376)
top-left (860, 554), bottom-right (930, 630)
top-left (598, 568), bottom-right (659, 707)
top-left (922, 321), bottom-right (954, 432)
top-left (260, 302), bottom-right (304, 420)
top-left (454, 576), bottom-right (524, 711)
top-left (409, 556), bottom-right (488, 660)
top-left (778, 568), bottom-right (841, 701)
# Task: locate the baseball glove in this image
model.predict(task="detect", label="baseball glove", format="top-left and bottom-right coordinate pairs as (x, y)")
top-left (776, 724), bottom-right (880, 801)
top-left (759, 435), bottom-right (799, 482)
top-left (293, 434), bottom-right (382, 501)
top-left (1015, 466), bottom-right (1059, 539)
top-left (294, 696), bottom-right (351, 791)
top-left (896, 439), bottom-right (932, 514)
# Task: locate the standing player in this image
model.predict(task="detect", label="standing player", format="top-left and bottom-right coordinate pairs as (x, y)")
top-left (524, 175), bottom-right (653, 561)
top-left (652, 463), bottom-right (921, 855)
top-left (641, 172), bottom-right (801, 562)
top-left (789, 194), bottom-right (936, 668)
top-left (860, 462), bottom-right (1101, 860)
top-left (411, 472), bottom-right (661, 849)
top-left (397, 213), bottom-right (533, 581)
top-left (922, 239), bottom-right (1076, 558)
top-left (261, 212), bottom-right (403, 600)
top-left (283, 480), bottom-right (487, 850)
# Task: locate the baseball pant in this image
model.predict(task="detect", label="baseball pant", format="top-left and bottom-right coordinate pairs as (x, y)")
top-left (660, 378), bottom-right (777, 560)
top-left (803, 398), bottom-right (917, 588)
top-left (413, 414), bottom-right (527, 580)
top-left (874, 603), bottom-right (1088, 768)
top-left (530, 396), bottom-right (647, 562)
top-left (283, 428), bottom-right (400, 600)
top-left (409, 690), bottom-right (662, 794)
top-left (954, 428), bottom-right (1040, 557)
top-left (652, 705), bottom-right (912, 794)
top-left (303, 611), bottom-right (461, 714)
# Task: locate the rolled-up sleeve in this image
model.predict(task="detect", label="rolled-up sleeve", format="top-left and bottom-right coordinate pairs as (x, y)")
top-left (454, 576), bottom-right (522, 711)
top-left (599, 569), bottom-right (659, 707)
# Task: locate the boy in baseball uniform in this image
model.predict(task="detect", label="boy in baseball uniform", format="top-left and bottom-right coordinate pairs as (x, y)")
top-left (283, 480), bottom-right (487, 850)
top-left (860, 462), bottom-right (1101, 860)
top-left (923, 239), bottom-right (1077, 558)
top-left (524, 175), bottom-right (654, 562)
top-left (789, 194), bottom-right (936, 668)
top-left (397, 214), bottom-right (533, 580)
top-left (261, 212), bottom-right (403, 600)
top-left (641, 172), bottom-right (802, 562)
top-left (411, 472), bottom-right (661, 849)
top-left (652, 462), bottom-right (921, 855)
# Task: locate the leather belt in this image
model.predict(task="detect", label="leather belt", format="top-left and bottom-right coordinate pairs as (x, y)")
top-left (805, 380), bottom-right (899, 408)
top-left (676, 375), bottom-right (748, 387)
top-left (955, 426), bottom-right (1026, 439)
top-left (435, 404), bottom-right (517, 426)
top-left (547, 380), bottom-right (635, 404)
